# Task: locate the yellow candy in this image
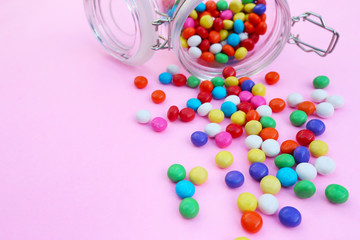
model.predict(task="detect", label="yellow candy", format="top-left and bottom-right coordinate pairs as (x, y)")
top-left (225, 76), bottom-right (239, 87)
top-left (260, 175), bottom-right (281, 194)
top-left (231, 111), bottom-right (246, 126)
top-left (189, 10), bottom-right (198, 20)
top-left (237, 192), bottom-right (258, 212)
top-left (247, 149), bottom-right (266, 163)
top-left (309, 140), bottom-right (329, 157)
top-left (233, 12), bottom-right (246, 21)
top-left (245, 120), bottom-right (262, 135)
top-left (180, 36), bottom-right (188, 48)
top-left (219, 29), bottom-right (229, 41)
top-left (234, 47), bottom-right (247, 60)
top-left (200, 15), bottom-right (213, 29)
top-left (208, 109), bottom-right (225, 123)
top-left (252, 83), bottom-right (266, 96)
top-left (244, 3), bottom-right (256, 13)
top-left (245, 13), bottom-right (249, 22)
top-left (215, 151), bottom-right (234, 168)
top-left (234, 238), bottom-right (250, 240)
top-left (189, 166), bottom-right (208, 185)
top-left (229, 0), bottom-right (243, 13)
top-left (223, 20), bottom-right (234, 30)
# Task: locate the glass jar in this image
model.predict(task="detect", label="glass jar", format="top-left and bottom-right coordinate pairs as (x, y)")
top-left (84, 0), bottom-right (338, 79)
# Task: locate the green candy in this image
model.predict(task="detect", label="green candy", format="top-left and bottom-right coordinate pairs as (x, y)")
top-left (167, 164), bottom-right (186, 183)
top-left (260, 116), bottom-right (276, 128)
top-left (242, 0), bottom-right (253, 4)
top-left (179, 198), bottom-right (199, 219)
top-left (313, 75), bottom-right (330, 89)
top-left (289, 110), bottom-right (307, 126)
top-left (211, 77), bottom-right (224, 87)
top-left (215, 53), bottom-right (229, 64)
top-left (187, 76), bottom-right (200, 88)
top-left (216, 0), bottom-right (228, 11)
top-left (294, 180), bottom-right (316, 198)
top-left (325, 184), bottom-right (349, 204)
top-left (275, 154), bottom-right (295, 168)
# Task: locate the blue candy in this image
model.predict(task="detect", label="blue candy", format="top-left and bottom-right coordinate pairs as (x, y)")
top-left (191, 131), bottom-right (208, 147)
top-left (227, 33), bottom-right (241, 47)
top-left (175, 180), bottom-right (195, 199)
top-left (187, 98), bottom-right (202, 111)
top-left (212, 86), bottom-right (227, 99)
top-left (233, 19), bottom-right (245, 34)
top-left (252, 4), bottom-right (266, 15)
top-left (293, 146), bottom-right (310, 164)
top-left (159, 72), bottom-right (173, 84)
top-left (249, 162), bottom-right (268, 181)
top-left (306, 119), bottom-right (326, 136)
top-left (279, 206), bottom-right (302, 227)
top-left (195, 2), bottom-right (206, 12)
top-left (276, 167), bottom-right (298, 187)
top-left (241, 80), bottom-right (255, 91)
top-left (225, 170), bottom-right (245, 188)
top-left (221, 101), bottom-right (237, 117)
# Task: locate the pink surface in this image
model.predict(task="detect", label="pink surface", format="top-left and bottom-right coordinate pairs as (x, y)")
top-left (1, 1), bottom-right (360, 239)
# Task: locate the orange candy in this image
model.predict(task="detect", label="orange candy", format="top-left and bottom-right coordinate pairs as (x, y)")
top-left (244, 22), bottom-right (255, 34)
top-left (199, 80), bottom-right (214, 93)
top-left (281, 140), bottom-right (299, 154)
top-left (151, 90), bottom-right (166, 104)
top-left (260, 128), bottom-right (279, 141)
top-left (182, 27), bottom-right (196, 39)
top-left (265, 71), bottom-right (280, 85)
top-left (205, 1), bottom-right (217, 11)
top-left (134, 76), bottom-right (148, 89)
top-left (246, 110), bottom-right (260, 122)
top-left (222, 44), bottom-right (235, 57)
top-left (241, 211), bottom-right (263, 233)
top-left (208, 31), bottom-right (221, 43)
top-left (269, 98), bottom-right (286, 113)
top-left (201, 52), bottom-right (215, 62)
top-left (239, 77), bottom-right (251, 85)
top-left (297, 101), bottom-right (316, 115)
top-left (248, 13), bottom-right (261, 26)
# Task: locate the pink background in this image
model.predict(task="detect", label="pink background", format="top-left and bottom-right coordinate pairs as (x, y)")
top-left (1, 0), bottom-right (360, 239)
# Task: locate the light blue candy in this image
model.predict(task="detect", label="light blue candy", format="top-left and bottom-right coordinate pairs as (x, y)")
top-left (234, 19), bottom-right (245, 34)
top-left (221, 102), bottom-right (237, 117)
top-left (276, 167), bottom-right (298, 187)
top-left (227, 33), bottom-right (241, 47)
top-left (175, 180), bottom-right (195, 199)
top-left (212, 86), bottom-right (227, 99)
top-left (195, 2), bottom-right (206, 12)
top-left (159, 72), bottom-right (173, 84)
top-left (187, 98), bottom-right (202, 111)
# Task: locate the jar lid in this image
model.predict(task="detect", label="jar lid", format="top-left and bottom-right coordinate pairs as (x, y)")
top-left (84, 0), bottom-right (157, 65)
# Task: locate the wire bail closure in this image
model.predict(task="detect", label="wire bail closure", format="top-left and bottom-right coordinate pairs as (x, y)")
top-left (288, 12), bottom-right (339, 57)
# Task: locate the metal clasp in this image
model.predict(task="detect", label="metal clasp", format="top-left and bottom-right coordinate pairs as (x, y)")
top-left (288, 12), bottom-right (339, 57)
top-left (152, 10), bottom-right (172, 50)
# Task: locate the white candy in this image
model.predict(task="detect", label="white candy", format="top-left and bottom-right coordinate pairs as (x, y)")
top-left (287, 93), bottom-right (303, 107)
top-left (261, 139), bottom-right (280, 157)
top-left (296, 163), bottom-right (317, 181)
top-left (209, 43), bottom-right (222, 54)
top-left (316, 102), bottom-right (334, 118)
top-left (245, 135), bottom-right (263, 149)
top-left (258, 194), bottom-right (279, 215)
top-left (326, 95), bottom-right (344, 109)
top-left (187, 35), bottom-right (202, 47)
top-left (189, 47), bottom-right (202, 58)
top-left (220, 40), bottom-right (227, 46)
top-left (197, 102), bottom-right (213, 116)
top-left (256, 105), bottom-right (272, 117)
top-left (314, 156), bottom-right (336, 175)
top-left (136, 110), bottom-right (152, 124)
top-left (239, 33), bottom-right (248, 42)
top-left (204, 123), bottom-right (222, 138)
top-left (224, 95), bottom-right (241, 105)
top-left (166, 64), bottom-right (179, 75)
top-left (311, 89), bottom-right (328, 103)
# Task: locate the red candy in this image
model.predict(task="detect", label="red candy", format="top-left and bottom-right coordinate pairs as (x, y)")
top-left (213, 17), bottom-right (223, 31)
top-left (172, 74), bottom-right (187, 86)
top-left (209, 31), bottom-right (221, 43)
top-left (244, 22), bottom-right (255, 34)
top-left (197, 91), bottom-right (213, 103)
top-left (205, 0), bottom-right (217, 11)
top-left (199, 39), bottom-right (211, 52)
top-left (226, 123), bottom-right (243, 138)
top-left (196, 26), bottom-right (209, 39)
top-left (227, 85), bottom-right (241, 96)
top-left (222, 66), bottom-right (236, 78)
top-left (211, 10), bottom-right (220, 18)
top-left (179, 108), bottom-right (196, 122)
top-left (241, 211), bottom-right (263, 233)
top-left (258, 0), bottom-right (267, 5)
top-left (167, 106), bottom-right (179, 122)
top-left (134, 76), bottom-right (148, 89)
top-left (281, 140), bottom-right (299, 154)
top-left (265, 71), bottom-right (280, 85)
top-left (238, 102), bottom-right (254, 113)
top-left (296, 130), bottom-right (315, 146)
top-left (199, 80), bottom-right (214, 92)
top-left (249, 33), bottom-right (260, 43)
top-left (241, 39), bottom-right (255, 51)
top-left (255, 22), bottom-right (267, 35)
top-left (248, 13), bottom-right (261, 26)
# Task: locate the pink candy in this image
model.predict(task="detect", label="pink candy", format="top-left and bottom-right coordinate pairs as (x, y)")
top-left (183, 17), bottom-right (195, 29)
top-left (215, 131), bottom-right (232, 148)
top-left (239, 91), bottom-right (253, 102)
top-left (151, 117), bottom-right (167, 132)
top-left (250, 95), bottom-right (266, 108)
top-left (219, 10), bottom-right (233, 20)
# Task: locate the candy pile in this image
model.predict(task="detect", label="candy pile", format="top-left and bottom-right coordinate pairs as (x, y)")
top-left (134, 64), bottom-right (348, 237)
top-left (181, 0), bottom-right (267, 64)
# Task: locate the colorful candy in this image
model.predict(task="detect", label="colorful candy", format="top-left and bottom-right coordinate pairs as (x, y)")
top-left (237, 192), bottom-right (258, 212)
top-left (280, 140), bottom-right (299, 154)
top-left (287, 93), bottom-right (303, 107)
top-left (189, 166), bottom-right (208, 185)
top-left (215, 151), bottom-right (234, 168)
top-left (306, 119), bottom-right (326, 136)
top-left (297, 101), bottom-right (316, 115)
top-left (259, 116), bottom-right (276, 128)
top-left (187, 76), bottom-right (201, 88)
top-left (325, 184), bottom-right (349, 204)
top-left (166, 64), bottom-right (180, 75)
top-left (221, 101), bottom-right (238, 117)
top-left (159, 72), bottom-right (173, 84)
top-left (275, 154), bottom-right (295, 168)
top-left (151, 90), bottom-right (166, 104)
top-left (209, 109), bottom-right (225, 123)
top-left (134, 76), bottom-right (148, 89)
top-left (150, 117), bottom-right (167, 132)
top-left (293, 146), bottom-right (310, 163)
top-left (167, 105), bottom-right (180, 122)
top-left (245, 120), bottom-right (262, 135)
top-left (258, 194), bottom-right (279, 215)
top-left (316, 102), bottom-right (334, 118)
top-left (311, 89), bottom-right (328, 103)
top-left (226, 123), bottom-right (243, 138)
top-left (249, 162), bottom-right (268, 181)
top-left (224, 95), bottom-right (241, 105)
top-left (191, 131), bottom-right (209, 147)
top-left (296, 163), bottom-right (317, 181)
top-left (269, 98), bottom-right (286, 112)
top-left (180, 108), bottom-right (196, 122)
top-left (225, 170), bottom-right (245, 188)
top-left (197, 102), bottom-right (213, 116)
top-left (136, 110), bottom-right (152, 124)
top-left (261, 139), bottom-right (280, 157)
top-left (204, 122), bottom-right (222, 137)
top-left (326, 95), bottom-right (344, 109)
top-left (289, 110), bottom-right (307, 126)
top-left (313, 75), bottom-right (329, 89)
top-left (245, 135), bottom-right (263, 149)
top-left (215, 131), bottom-right (233, 148)
top-left (231, 110), bottom-right (247, 125)
top-left (175, 180), bottom-right (195, 198)
top-left (256, 105), bottom-right (272, 117)
top-left (241, 211), bottom-right (263, 233)
top-left (276, 167), bottom-right (298, 187)
top-left (278, 206), bottom-right (302, 227)
top-left (309, 140), bottom-right (328, 157)
top-left (265, 71), bottom-right (280, 85)
top-left (294, 180), bottom-right (316, 199)
top-left (314, 156), bottom-right (335, 175)
top-left (172, 74), bottom-right (187, 86)
top-left (179, 197), bottom-right (199, 219)
top-left (296, 129), bottom-right (315, 146)
top-left (260, 175), bottom-right (281, 194)
top-left (167, 164), bottom-right (186, 183)
top-left (247, 149), bottom-right (266, 163)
